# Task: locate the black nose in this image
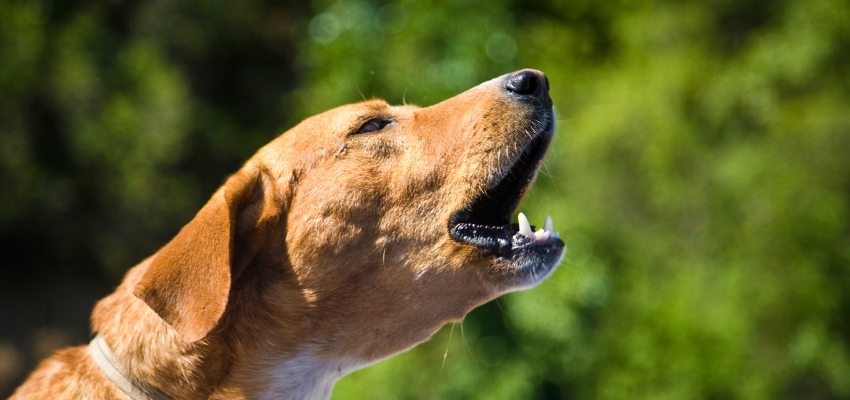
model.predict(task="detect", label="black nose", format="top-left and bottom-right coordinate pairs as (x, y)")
top-left (505, 69), bottom-right (549, 97)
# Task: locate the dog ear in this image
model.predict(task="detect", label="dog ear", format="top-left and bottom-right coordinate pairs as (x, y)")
top-left (133, 166), bottom-right (280, 342)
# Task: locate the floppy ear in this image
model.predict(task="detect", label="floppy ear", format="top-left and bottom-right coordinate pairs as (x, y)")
top-left (133, 167), bottom-right (279, 342)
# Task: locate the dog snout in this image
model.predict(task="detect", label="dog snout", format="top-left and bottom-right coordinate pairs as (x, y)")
top-left (504, 69), bottom-right (551, 106)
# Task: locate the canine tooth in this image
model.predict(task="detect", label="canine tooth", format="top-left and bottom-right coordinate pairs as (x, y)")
top-left (518, 213), bottom-right (532, 237)
top-left (544, 215), bottom-right (553, 232)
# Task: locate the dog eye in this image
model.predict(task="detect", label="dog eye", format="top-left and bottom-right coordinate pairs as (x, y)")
top-left (355, 118), bottom-right (392, 134)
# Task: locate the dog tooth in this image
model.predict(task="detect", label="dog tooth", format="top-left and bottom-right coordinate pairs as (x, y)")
top-left (544, 215), bottom-right (553, 232)
top-left (518, 213), bottom-right (532, 237)
top-left (534, 229), bottom-right (550, 241)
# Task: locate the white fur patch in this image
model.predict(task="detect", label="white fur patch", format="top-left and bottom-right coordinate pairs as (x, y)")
top-left (258, 352), bottom-right (361, 400)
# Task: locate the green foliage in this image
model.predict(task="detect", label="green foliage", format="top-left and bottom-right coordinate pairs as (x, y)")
top-left (304, 0), bottom-right (850, 398)
top-left (1, 0), bottom-right (849, 398)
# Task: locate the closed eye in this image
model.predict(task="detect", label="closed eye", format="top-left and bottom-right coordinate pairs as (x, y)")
top-left (354, 118), bottom-right (393, 134)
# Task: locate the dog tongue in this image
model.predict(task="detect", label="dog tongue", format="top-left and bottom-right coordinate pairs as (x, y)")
top-left (517, 212), bottom-right (559, 241)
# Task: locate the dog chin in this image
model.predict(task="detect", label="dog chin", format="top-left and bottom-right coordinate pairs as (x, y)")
top-left (451, 211), bottom-right (566, 291)
top-left (497, 229), bottom-right (566, 291)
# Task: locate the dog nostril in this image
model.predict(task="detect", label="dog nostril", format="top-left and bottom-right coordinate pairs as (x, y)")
top-left (505, 70), bottom-right (540, 95)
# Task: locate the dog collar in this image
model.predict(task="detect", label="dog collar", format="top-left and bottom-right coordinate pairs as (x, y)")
top-left (88, 334), bottom-right (174, 400)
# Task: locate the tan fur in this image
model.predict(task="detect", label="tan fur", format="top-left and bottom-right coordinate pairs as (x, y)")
top-left (11, 70), bottom-right (556, 399)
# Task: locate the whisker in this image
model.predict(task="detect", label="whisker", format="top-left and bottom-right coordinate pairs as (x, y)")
top-left (459, 321), bottom-right (480, 364)
top-left (440, 323), bottom-right (456, 375)
top-left (382, 248), bottom-right (391, 280)
top-left (353, 75), bottom-right (366, 102)
top-left (494, 298), bottom-right (506, 313)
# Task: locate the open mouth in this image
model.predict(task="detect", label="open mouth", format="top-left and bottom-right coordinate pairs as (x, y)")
top-left (447, 111), bottom-right (565, 260)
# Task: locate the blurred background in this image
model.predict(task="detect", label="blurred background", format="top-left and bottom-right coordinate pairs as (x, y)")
top-left (1, 0), bottom-right (849, 398)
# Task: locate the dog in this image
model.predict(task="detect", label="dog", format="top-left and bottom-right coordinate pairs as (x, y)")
top-left (11, 69), bottom-right (564, 400)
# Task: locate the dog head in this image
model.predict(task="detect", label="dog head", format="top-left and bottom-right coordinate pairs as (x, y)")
top-left (133, 69), bottom-right (564, 364)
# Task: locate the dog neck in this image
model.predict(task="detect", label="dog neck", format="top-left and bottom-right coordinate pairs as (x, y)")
top-left (92, 258), bottom-right (369, 400)
top-left (213, 275), bottom-right (372, 399)
top-left (245, 351), bottom-right (360, 400)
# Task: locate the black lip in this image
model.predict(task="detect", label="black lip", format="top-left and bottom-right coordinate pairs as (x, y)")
top-left (448, 221), bottom-right (562, 257)
top-left (448, 109), bottom-right (562, 257)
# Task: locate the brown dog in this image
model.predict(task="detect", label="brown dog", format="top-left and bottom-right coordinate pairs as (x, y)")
top-left (11, 69), bottom-right (564, 400)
